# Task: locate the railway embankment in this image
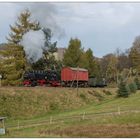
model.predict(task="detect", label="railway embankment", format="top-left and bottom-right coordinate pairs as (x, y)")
top-left (0, 87), bottom-right (116, 119)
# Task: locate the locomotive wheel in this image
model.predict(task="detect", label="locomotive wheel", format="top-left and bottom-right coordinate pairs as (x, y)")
top-left (31, 81), bottom-right (37, 87)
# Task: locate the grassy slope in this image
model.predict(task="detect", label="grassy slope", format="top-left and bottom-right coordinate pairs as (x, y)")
top-left (0, 87), bottom-right (116, 119)
top-left (0, 87), bottom-right (140, 137)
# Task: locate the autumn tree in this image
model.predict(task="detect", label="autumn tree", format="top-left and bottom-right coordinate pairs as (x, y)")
top-left (106, 54), bottom-right (118, 83)
top-left (100, 55), bottom-right (110, 78)
top-left (0, 9), bottom-right (41, 85)
top-left (0, 44), bottom-right (26, 86)
top-left (117, 52), bottom-right (131, 72)
top-left (6, 9), bottom-right (41, 71)
top-left (6, 9), bottom-right (58, 72)
top-left (100, 53), bottom-right (118, 83)
top-left (7, 9), bottom-right (40, 44)
top-left (129, 36), bottom-right (140, 74)
top-left (115, 48), bottom-right (131, 72)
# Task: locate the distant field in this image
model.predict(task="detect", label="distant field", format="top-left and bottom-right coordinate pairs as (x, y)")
top-left (0, 87), bottom-right (140, 137)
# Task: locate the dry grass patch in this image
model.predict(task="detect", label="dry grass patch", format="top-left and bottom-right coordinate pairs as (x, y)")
top-left (39, 124), bottom-right (140, 138)
top-left (0, 87), bottom-right (116, 119)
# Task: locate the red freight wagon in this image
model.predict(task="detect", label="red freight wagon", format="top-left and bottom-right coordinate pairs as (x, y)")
top-left (61, 67), bottom-right (89, 87)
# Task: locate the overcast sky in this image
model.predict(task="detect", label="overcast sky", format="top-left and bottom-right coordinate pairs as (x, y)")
top-left (0, 2), bottom-right (140, 57)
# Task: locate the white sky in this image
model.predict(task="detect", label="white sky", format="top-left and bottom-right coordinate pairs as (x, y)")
top-left (0, 2), bottom-right (140, 57)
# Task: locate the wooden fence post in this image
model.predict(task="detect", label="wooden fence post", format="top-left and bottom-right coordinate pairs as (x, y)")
top-left (82, 112), bottom-right (85, 120)
top-left (50, 116), bottom-right (52, 124)
top-left (118, 106), bottom-right (120, 115)
top-left (18, 120), bottom-right (20, 129)
top-left (0, 75), bottom-right (2, 87)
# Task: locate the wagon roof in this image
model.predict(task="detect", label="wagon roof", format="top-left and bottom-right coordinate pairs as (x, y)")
top-left (70, 67), bottom-right (88, 72)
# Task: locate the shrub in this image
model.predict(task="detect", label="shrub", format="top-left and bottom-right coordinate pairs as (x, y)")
top-left (92, 90), bottom-right (104, 101)
top-left (79, 93), bottom-right (86, 100)
top-left (49, 102), bottom-right (59, 110)
top-left (1, 80), bottom-right (9, 86)
top-left (102, 90), bottom-right (112, 95)
top-left (134, 77), bottom-right (140, 90)
top-left (117, 81), bottom-right (129, 98)
top-left (128, 82), bottom-right (137, 94)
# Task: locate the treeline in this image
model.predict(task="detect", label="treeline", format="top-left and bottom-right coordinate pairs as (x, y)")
top-left (62, 35), bottom-right (140, 98)
top-left (1, 9), bottom-right (140, 87)
top-left (63, 37), bottom-right (140, 84)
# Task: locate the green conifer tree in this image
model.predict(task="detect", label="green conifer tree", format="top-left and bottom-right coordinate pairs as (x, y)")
top-left (63, 38), bottom-right (83, 67)
top-left (129, 36), bottom-right (140, 74)
top-left (129, 82), bottom-right (137, 93)
top-left (117, 80), bottom-right (129, 98)
top-left (79, 48), bottom-right (101, 77)
top-left (134, 77), bottom-right (140, 90)
top-left (32, 28), bottom-right (58, 70)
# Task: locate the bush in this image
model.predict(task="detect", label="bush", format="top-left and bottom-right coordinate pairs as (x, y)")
top-left (128, 82), bottom-right (137, 94)
top-left (102, 90), bottom-right (112, 95)
top-left (49, 102), bottom-right (59, 111)
top-left (79, 93), bottom-right (86, 100)
top-left (1, 80), bottom-right (9, 86)
top-left (117, 81), bottom-right (129, 98)
top-left (134, 77), bottom-right (140, 90)
top-left (92, 90), bottom-right (104, 101)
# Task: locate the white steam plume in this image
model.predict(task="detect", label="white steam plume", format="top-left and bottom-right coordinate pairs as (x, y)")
top-left (28, 3), bottom-right (65, 39)
top-left (20, 30), bottom-right (46, 63)
top-left (19, 3), bottom-right (65, 63)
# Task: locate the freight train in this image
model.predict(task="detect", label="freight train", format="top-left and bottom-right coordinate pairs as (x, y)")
top-left (23, 67), bottom-right (107, 87)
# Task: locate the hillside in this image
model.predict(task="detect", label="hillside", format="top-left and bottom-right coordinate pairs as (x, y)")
top-left (0, 87), bottom-right (116, 119)
top-left (0, 87), bottom-right (140, 137)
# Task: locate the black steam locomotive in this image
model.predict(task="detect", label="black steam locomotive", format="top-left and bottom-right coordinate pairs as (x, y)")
top-left (23, 70), bottom-right (61, 87)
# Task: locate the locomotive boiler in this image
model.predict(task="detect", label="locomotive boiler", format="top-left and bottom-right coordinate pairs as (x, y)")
top-left (23, 70), bottom-right (60, 87)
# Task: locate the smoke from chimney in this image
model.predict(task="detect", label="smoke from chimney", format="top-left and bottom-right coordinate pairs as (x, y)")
top-left (19, 3), bottom-right (65, 63)
top-left (29, 3), bottom-right (65, 39)
top-left (20, 30), bottom-right (46, 63)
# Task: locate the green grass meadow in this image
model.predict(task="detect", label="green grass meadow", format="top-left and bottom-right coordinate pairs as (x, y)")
top-left (0, 87), bottom-right (140, 137)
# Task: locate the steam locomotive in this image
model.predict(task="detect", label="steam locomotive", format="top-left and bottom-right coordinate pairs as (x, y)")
top-left (23, 70), bottom-right (61, 87)
top-left (23, 67), bottom-right (107, 87)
